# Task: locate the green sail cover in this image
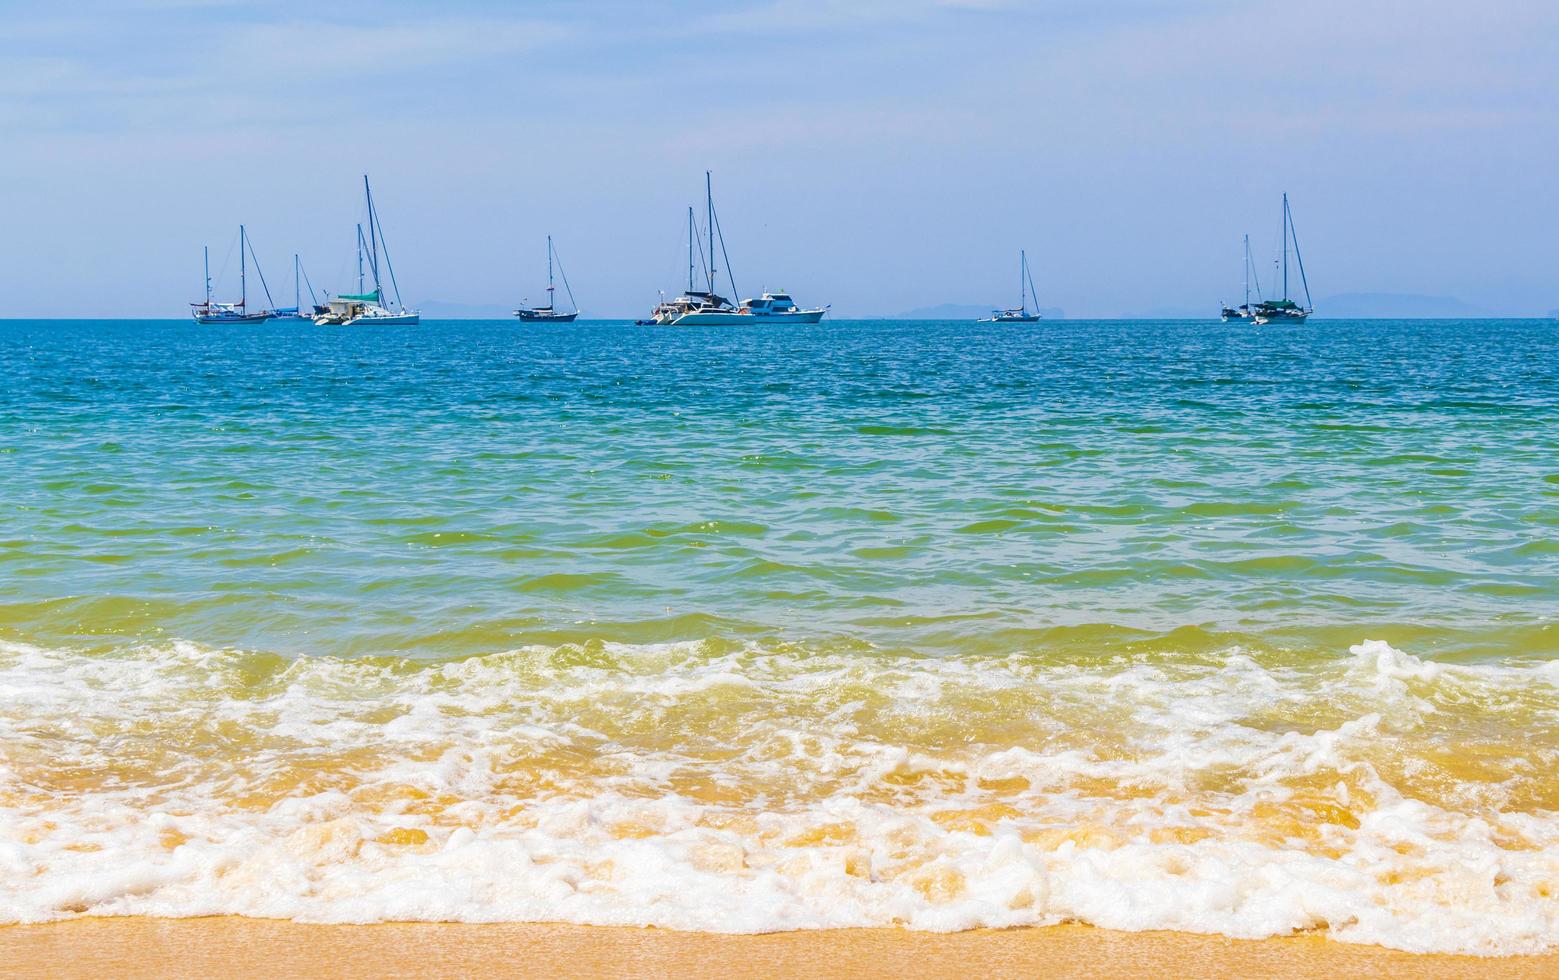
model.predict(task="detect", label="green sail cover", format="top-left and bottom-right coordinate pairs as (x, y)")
top-left (337, 290), bottom-right (381, 303)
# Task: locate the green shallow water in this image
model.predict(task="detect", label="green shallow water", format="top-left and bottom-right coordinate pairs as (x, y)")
top-left (2, 318), bottom-right (1558, 948)
top-left (0, 318), bottom-right (1554, 662)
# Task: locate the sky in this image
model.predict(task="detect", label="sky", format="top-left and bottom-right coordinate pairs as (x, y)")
top-left (1, 0), bottom-right (1555, 318)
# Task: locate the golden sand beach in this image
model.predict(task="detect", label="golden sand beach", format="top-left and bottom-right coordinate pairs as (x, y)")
top-left (2, 920), bottom-right (1556, 980)
top-left (4, 319), bottom-right (1557, 962)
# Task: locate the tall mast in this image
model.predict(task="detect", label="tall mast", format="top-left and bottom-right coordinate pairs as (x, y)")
top-left (1024, 251), bottom-right (1040, 316)
top-left (1288, 195), bottom-right (1312, 311)
top-left (1020, 250), bottom-right (1028, 312)
top-left (365, 176), bottom-right (379, 291)
top-left (547, 235), bottom-right (555, 307)
top-left (1282, 193), bottom-right (1289, 302)
top-left (356, 224), bottom-right (365, 295)
top-left (687, 207), bottom-right (694, 292)
top-left (204, 246), bottom-right (211, 308)
top-left (294, 253), bottom-right (300, 310)
top-left (1243, 234), bottom-right (1250, 307)
top-left (706, 171), bottom-right (715, 295)
top-left (240, 225), bottom-right (247, 308)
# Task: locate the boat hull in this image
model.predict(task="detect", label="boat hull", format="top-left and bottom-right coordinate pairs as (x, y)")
top-left (342, 313), bottom-right (421, 326)
top-left (979, 314), bottom-right (1042, 323)
top-left (667, 309), bottom-right (826, 326)
top-left (192, 313), bottom-right (272, 325)
top-left (514, 311), bottom-right (579, 322)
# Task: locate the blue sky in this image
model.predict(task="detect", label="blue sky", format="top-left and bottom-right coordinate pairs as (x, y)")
top-left (1, 0), bottom-right (1555, 317)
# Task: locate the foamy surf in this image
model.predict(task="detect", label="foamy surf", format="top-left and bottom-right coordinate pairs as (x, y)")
top-left (0, 638), bottom-right (1554, 955)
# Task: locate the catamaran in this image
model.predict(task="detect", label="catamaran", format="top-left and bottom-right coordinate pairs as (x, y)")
top-left (645, 201), bottom-right (740, 325)
top-left (1250, 193), bottom-right (1312, 324)
top-left (1220, 235), bottom-right (1262, 322)
top-left (190, 226), bottom-right (274, 324)
top-left (513, 236), bottom-right (579, 322)
top-left (979, 250), bottom-right (1042, 322)
top-left (270, 254), bottom-right (325, 321)
top-left (316, 176), bottom-right (421, 326)
top-left (646, 173), bottom-right (827, 326)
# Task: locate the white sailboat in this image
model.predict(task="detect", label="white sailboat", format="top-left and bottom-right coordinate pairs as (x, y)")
top-left (645, 173), bottom-right (827, 326)
top-left (190, 226), bottom-right (274, 324)
top-left (1220, 235), bottom-right (1260, 322)
top-left (316, 176), bottom-right (421, 326)
top-left (979, 250), bottom-right (1042, 322)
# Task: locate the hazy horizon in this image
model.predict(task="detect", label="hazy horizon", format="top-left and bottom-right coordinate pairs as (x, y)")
top-left (2, 1), bottom-right (1555, 318)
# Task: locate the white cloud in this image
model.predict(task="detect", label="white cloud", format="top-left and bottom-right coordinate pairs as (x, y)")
top-left (225, 17), bottom-right (568, 76)
top-left (0, 12), bottom-right (569, 132)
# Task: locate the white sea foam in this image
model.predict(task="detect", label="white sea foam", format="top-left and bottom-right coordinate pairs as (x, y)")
top-left (0, 637), bottom-right (1555, 954)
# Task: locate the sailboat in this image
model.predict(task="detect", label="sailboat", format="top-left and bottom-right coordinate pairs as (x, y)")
top-left (316, 176), bottom-right (421, 326)
top-left (1250, 193), bottom-right (1313, 324)
top-left (190, 226), bottom-right (274, 324)
top-left (645, 173), bottom-right (827, 326)
top-left (1220, 235), bottom-right (1262, 322)
top-left (979, 250), bottom-right (1042, 322)
top-left (513, 236), bottom-right (579, 322)
top-left (270, 254), bottom-right (323, 321)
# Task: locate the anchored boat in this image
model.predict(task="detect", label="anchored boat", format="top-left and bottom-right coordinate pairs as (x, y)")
top-left (316, 176), bottom-right (421, 326)
top-left (1220, 235), bottom-right (1262, 322)
top-left (739, 291), bottom-right (827, 323)
top-left (269, 254), bottom-right (324, 321)
top-left (514, 236), bottom-right (579, 322)
top-left (647, 173), bottom-right (826, 326)
top-left (1250, 194), bottom-right (1313, 325)
top-left (979, 250), bottom-right (1042, 322)
top-left (190, 226), bottom-right (274, 324)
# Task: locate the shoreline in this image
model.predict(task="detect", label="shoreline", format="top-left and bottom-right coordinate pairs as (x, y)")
top-left (2, 919), bottom-right (1555, 979)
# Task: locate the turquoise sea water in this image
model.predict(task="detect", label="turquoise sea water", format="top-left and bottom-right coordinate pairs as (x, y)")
top-left (0, 318), bottom-right (1555, 950)
top-left (2, 318), bottom-right (1554, 657)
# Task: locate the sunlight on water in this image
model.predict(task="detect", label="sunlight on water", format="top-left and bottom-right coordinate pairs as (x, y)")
top-left (0, 319), bottom-right (1555, 952)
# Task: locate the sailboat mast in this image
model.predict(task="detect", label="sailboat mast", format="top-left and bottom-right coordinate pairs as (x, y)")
top-left (1282, 193), bottom-right (1289, 303)
top-left (547, 235), bottom-right (555, 305)
top-left (356, 224), bottom-right (365, 295)
top-left (240, 225), bottom-right (247, 308)
top-left (1020, 250), bottom-right (1028, 312)
top-left (686, 207), bottom-right (694, 292)
top-left (1287, 197), bottom-right (1313, 311)
top-left (1243, 235), bottom-right (1250, 307)
top-left (706, 171), bottom-right (715, 295)
top-left (204, 246), bottom-right (211, 307)
top-left (294, 254), bottom-right (300, 310)
top-left (364, 176), bottom-right (380, 293)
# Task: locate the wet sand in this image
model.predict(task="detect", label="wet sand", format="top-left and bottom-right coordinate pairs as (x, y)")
top-left (1, 919), bottom-right (1554, 979)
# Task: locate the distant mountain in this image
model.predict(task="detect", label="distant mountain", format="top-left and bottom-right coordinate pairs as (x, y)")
top-left (883, 302), bottom-right (1067, 320)
top-left (414, 300), bottom-right (517, 319)
top-left (1313, 293), bottom-right (1492, 318)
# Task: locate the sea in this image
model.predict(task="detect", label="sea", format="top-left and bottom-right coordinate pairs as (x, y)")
top-left (0, 318), bottom-right (1554, 953)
